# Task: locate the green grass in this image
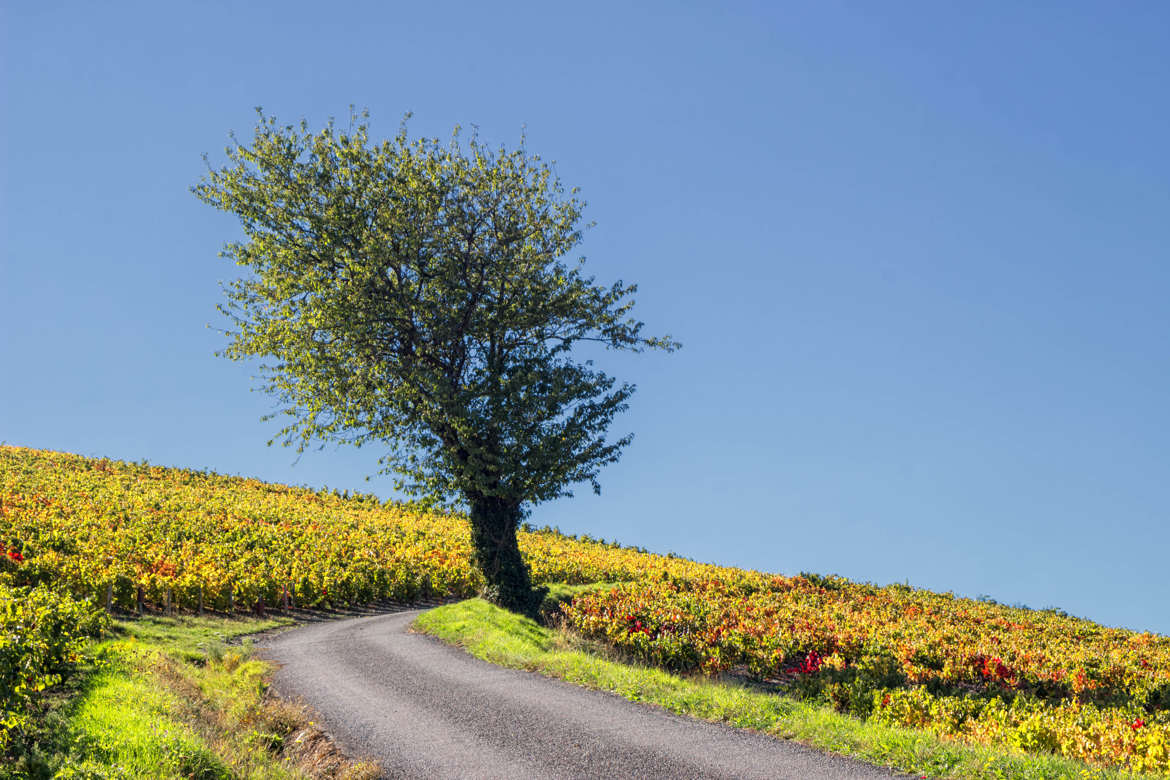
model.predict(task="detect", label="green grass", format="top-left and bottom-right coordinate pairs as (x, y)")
top-left (414, 598), bottom-right (1158, 780)
top-left (67, 662), bottom-right (232, 779)
top-left (13, 615), bottom-right (379, 780)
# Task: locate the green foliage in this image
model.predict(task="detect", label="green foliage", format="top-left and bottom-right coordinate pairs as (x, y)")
top-left (194, 109), bottom-right (676, 611)
top-left (193, 109), bottom-right (676, 510)
top-left (0, 583), bottom-right (107, 758)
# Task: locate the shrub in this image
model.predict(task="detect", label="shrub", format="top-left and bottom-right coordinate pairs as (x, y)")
top-left (0, 583), bottom-right (108, 755)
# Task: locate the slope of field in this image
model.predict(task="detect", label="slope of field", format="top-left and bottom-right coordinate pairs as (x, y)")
top-left (0, 446), bottom-right (735, 612)
top-left (3, 444), bottom-right (1167, 774)
top-left (563, 578), bottom-right (1169, 773)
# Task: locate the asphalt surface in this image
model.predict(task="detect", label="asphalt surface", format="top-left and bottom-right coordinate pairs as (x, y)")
top-left (261, 609), bottom-right (912, 780)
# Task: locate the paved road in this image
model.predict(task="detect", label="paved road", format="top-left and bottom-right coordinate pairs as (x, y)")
top-left (261, 609), bottom-right (911, 780)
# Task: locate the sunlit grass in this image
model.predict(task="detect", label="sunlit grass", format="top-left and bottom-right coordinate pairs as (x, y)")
top-left (69, 660), bottom-right (232, 779)
top-left (29, 615), bottom-right (379, 780)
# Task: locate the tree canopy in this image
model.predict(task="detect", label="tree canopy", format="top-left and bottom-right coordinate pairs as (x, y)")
top-left (194, 110), bottom-right (676, 612)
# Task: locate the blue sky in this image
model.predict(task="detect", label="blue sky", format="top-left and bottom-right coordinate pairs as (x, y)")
top-left (3, 1), bottom-right (1167, 633)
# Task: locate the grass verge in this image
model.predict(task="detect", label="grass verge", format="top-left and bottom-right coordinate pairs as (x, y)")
top-left (413, 598), bottom-right (1159, 780)
top-left (12, 615), bottom-right (380, 780)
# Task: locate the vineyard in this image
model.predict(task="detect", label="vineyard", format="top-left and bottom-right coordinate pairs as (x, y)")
top-left (563, 578), bottom-right (1170, 774)
top-left (3, 445), bottom-right (1168, 774)
top-left (0, 446), bottom-right (733, 613)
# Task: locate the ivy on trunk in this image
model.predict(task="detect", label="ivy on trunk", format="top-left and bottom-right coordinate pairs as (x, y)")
top-left (467, 496), bottom-right (545, 614)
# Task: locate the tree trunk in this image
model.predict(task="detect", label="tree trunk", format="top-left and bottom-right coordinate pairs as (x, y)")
top-left (467, 495), bottom-right (545, 616)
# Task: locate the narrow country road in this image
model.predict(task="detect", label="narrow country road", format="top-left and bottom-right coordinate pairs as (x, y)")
top-left (261, 609), bottom-right (910, 780)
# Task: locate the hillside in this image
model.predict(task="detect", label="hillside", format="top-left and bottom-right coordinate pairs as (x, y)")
top-left (2, 445), bottom-right (1167, 775)
top-left (0, 446), bottom-right (742, 611)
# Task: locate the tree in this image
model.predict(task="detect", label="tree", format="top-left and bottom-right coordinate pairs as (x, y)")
top-left (194, 111), bottom-right (677, 614)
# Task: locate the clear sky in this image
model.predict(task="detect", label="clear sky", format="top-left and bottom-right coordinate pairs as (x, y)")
top-left (3, 1), bottom-right (1167, 634)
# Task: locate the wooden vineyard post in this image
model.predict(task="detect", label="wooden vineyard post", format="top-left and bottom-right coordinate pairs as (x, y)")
top-left (198, 584), bottom-right (204, 616)
top-left (282, 583), bottom-right (290, 611)
top-left (136, 585), bottom-right (144, 616)
top-left (228, 584), bottom-right (235, 614)
top-left (164, 589), bottom-right (172, 616)
top-left (255, 595), bottom-right (265, 617)
top-left (104, 582), bottom-right (113, 614)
